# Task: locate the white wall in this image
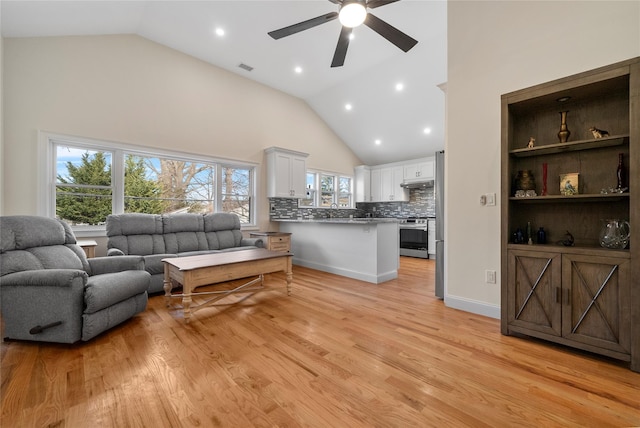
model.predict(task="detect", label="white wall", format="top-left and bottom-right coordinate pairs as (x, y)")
top-left (446, 1), bottom-right (640, 317)
top-left (2, 34), bottom-right (361, 233)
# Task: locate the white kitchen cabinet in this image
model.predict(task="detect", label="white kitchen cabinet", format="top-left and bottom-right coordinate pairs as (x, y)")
top-left (354, 165), bottom-right (372, 202)
top-left (403, 158), bottom-right (435, 182)
top-left (371, 166), bottom-right (408, 202)
top-left (370, 168), bottom-right (382, 202)
top-left (265, 147), bottom-right (309, 198)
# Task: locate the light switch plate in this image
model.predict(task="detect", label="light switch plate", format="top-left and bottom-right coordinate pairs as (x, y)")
top-left (486, 193), bottom-right (496, 206)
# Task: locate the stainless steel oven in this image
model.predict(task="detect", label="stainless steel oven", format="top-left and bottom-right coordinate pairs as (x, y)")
top-left (399, 218), bottom-right (430, 259)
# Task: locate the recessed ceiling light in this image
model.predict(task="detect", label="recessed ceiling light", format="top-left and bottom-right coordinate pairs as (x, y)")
top-left (375, 139), bottom-right (382, 145)
top-left (423, 127), bottom-right (432, 135)
top-left (215, 28), bottom-right (225, 37)
top-left (395, 83), bottom-right (404, 91)
top-left (294, 66), bottom-right (303, 74)
top-left (345, 103), bottom-right (353, 111)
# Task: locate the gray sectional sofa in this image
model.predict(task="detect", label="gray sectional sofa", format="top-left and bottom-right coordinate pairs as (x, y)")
top-left (106, 213), bottom-right (264, 293)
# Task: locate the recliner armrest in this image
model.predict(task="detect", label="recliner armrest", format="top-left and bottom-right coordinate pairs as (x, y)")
top-left (107, 248), bottom-right (125, 256)
top-left (0, 269), bottom-right (88, 288)
top-left (87, 255), bottom-right (145, 276)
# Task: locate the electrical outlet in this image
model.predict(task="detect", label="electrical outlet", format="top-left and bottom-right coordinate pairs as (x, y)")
top-left (485, 270), bottom-right (496, 284)
top-left (480, 195), bottom-right (486, 206)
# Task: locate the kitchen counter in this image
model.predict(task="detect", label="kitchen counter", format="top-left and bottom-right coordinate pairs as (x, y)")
top-left (273, 218), bottom-right (399, 224)
top-left (276, 219), bottom-right (399, 284)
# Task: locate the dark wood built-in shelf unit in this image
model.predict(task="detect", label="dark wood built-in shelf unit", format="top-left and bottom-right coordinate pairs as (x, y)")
top-left (501, 58), bottom-right (639, 372)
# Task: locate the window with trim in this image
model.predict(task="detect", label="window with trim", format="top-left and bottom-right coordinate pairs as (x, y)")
top-left (47, 134), bottom-right (256, 230)
top-left (299, 172), bottom-right (316, 207)
top-left (300, 171), bottom-right (352, 208)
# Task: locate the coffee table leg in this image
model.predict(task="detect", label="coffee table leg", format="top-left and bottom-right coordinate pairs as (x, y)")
top-left (183, 282), bottom-right (192, 323)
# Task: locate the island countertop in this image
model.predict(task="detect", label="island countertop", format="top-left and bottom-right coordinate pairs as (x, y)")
top-left (271, 218), bottom-right (399, 224)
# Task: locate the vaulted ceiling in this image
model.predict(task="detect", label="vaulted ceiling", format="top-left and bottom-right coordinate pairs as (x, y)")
top-left (1, 1), bottom-right (447, 165)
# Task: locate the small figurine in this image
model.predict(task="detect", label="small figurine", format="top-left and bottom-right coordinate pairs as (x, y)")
top-left (563, 179), bottom-right (577, 195)
top-left (562, 231), bottom-right (575, 247)
top-left (589, 126), bottom-right (610, 139)
top-left (527, 137), bottom-right (535, 148)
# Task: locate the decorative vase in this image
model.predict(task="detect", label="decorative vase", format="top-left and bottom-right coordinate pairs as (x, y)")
top-left (599, 219), bottom-right (630, 249)
top-left (537, 227), bottom-right (546, 244)
top-left (558, 111), bottom-right (570, 143)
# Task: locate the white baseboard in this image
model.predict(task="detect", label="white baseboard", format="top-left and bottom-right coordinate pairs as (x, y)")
top-left (444, 295), bottom-right (500, 319)
top-left (292, 258), bottom-right (398, 284)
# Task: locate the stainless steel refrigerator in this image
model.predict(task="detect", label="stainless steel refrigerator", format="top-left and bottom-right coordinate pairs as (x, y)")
top-left (435, 150), bottom-right (444, 299)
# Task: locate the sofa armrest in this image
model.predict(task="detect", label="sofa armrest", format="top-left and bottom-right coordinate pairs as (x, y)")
top-left (241, 238), bottom-right (264, 248)
top-left (107, 248), bottom-right (126, 256)
top-left (87, 255), bottom-right (145, 276)
top-left (0, 269), bottom-right (88, 288)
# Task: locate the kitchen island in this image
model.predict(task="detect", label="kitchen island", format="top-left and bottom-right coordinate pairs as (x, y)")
top-left (275, 218), bottom-right (399, 284)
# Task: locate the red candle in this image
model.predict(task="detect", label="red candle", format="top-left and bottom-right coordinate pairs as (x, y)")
top-left (542, 163), bottom-right (548, 196)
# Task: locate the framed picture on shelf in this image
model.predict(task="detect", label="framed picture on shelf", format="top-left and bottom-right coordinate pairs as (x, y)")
top-left (560, 173), bottom-right (579, 195)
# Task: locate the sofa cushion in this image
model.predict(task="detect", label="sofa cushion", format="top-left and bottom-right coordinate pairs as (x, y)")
top-left (210, 230), bottom-right (243, 249)
top-left (163, 213), bottom-right (204, 233)
top-left (106, 213), bottom-right (163, 236)
top-left (164, 231), bottom-right (208, 254)
top-left (143, 254), bottom-right (177, 275)
top-left (84, 270), bottom-right (150, 314)
top-left (1, 216), bottom-right (76, 252)
top-left (0, 245), bottom-right (85, 276)
top-left (203, 213), bottom-right (240, 232)
top-left (109, 234), bottom-right (166, 256)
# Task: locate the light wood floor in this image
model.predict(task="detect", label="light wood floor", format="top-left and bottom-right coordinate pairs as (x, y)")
top-left (2, 257), bottom-right (639, 427)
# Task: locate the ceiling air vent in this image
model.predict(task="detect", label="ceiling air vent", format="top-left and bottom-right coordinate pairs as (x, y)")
top-left (238, 63), bottom-right (254, 72)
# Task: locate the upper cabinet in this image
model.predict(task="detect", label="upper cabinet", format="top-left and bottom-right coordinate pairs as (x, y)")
top-left (265, 147), bottom-right (308, 198)
top-left (500, 57), bottom-right (639, 372)
top-left (354, 165), bottom-right (372, 202)
top-left (370, 165), bottom-right (409, 202)
top-left (356, 158), bottom-right (434, 202)
top-left (403, 158), bottom-right (434, 182)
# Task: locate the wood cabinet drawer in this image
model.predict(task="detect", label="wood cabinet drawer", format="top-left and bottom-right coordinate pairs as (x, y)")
top-left (250, 233), bottom-right (291, 252)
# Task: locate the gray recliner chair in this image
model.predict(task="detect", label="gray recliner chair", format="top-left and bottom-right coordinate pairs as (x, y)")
top-left (0, 216), bottom-right (149, 343)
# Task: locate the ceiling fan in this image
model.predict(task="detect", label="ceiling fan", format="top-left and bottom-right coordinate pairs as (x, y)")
top-left (268, 0), bottom-right (418, 68)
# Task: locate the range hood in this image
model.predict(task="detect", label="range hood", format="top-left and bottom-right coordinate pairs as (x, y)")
top-left (400, 180), bottom-right (435, 189)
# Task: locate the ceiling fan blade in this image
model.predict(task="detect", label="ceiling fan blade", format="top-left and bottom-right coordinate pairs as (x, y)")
top-left (364, 13), bottom-right (418, 52)
top-left (268, 12), bottom-right (338, 40)
top-left (331, 26), bottom-right (352, 67)
top-left (327, 0), bottom-right (342, 4)
top-left (366, 0), bottom-right (401, 9)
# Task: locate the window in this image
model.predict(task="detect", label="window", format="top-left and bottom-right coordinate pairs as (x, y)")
top-left (320, 174), bottom-right (335, 207)
top-left (300, 170), bottom-right (352, 208)
top-left (299, 172), bottom-right (316, 207)
top-left (44, 133), bottom-right (257, 231)
top-left (338, 176), bottom-right (353, 207)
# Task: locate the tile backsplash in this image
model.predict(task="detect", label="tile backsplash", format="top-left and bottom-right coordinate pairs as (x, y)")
top-left (269, 187), bottom-right (435, 220)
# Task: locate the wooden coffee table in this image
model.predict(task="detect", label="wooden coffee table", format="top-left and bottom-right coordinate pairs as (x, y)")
top-left (163, 248), bottom-right (292, 323)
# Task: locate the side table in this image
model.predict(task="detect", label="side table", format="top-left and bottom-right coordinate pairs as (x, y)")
top-left (249, 232), bottom-right (291, 252)
top-left (77, 239), bottom-right (98, 258)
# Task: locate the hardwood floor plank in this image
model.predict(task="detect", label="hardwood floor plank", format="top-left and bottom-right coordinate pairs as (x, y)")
top-left (2, 257), bottom-right (639, 427)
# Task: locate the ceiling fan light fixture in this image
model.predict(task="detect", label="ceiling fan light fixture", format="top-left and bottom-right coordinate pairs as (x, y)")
top-left (339, 1), bottom-right (367, 28)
